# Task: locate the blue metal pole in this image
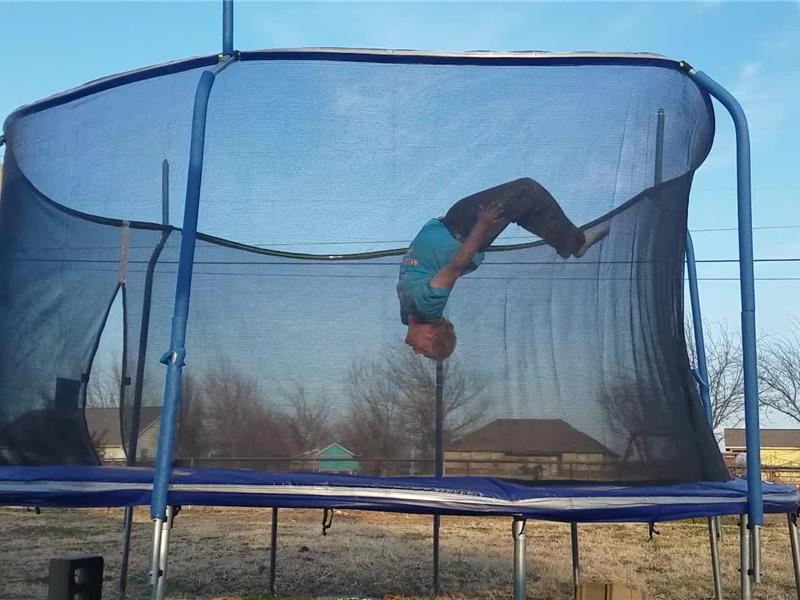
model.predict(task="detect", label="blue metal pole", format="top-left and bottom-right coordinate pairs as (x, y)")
top-left (222, 0), bottom-right (234, 56)
top-left (686, 232), bottom-right (713, 424)
top-left (148, 54), bottom-right (235, 600)
top-left (150, 68), bottom-right (215, 523)
top-left (685, 63), bottom-right (762, 542)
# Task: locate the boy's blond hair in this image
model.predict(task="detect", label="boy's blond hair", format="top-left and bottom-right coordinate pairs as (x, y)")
top-left (430, 319), bottom-right (457, 360)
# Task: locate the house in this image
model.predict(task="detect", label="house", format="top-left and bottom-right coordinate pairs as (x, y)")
top-left (293, 443), bottom-right (360, 474)
top-left (445, 418), bottom-right (618, 481)
top-left (85, 407), bottom-right (161, 463)
top-left (725, 428), bottom-right (800, 485)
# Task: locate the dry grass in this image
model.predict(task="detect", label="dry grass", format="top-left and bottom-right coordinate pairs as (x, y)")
top-left (0, 506), bottom-right (796, 599)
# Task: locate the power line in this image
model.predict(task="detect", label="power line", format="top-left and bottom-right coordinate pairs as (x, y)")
top-left (11, 257), bottom-right (800, 266)
top-left (57, 265), bottom-right (800, 282)
top-left (693, 185), bottom-right (800, 193)
top-left (690, 224), bottom-right (800, 233)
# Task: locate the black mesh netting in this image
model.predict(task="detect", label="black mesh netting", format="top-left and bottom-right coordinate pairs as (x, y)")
top-left (0, 52), bottom-right (727, 482)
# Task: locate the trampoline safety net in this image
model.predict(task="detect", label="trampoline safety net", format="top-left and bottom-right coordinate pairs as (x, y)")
top-left (0, 51), bottom-right (728, 483)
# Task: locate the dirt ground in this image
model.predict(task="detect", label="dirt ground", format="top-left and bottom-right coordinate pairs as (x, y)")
top-left (0, 506), bottom-right (797, 600)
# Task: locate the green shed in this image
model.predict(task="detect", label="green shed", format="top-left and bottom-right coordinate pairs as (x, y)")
top-left (314, 443), bottom-right (360, 474)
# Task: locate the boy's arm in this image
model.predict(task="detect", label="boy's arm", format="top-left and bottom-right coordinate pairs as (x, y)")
top-left (430, 203), bottom-right (503, 289)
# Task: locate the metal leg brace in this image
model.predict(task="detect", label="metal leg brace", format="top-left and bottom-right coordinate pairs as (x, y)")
top-left (513, 517), bottom-right (527, 600)
top-left (571, 522), bottom-right (580, 599)
top-left (708, 517), bottom-right (722, 600)
top-left (150, 506), bottom-right (175, 600)
top-left (789, 512), bottom-right (800, 600)
top-left (740, 514), bottom-right (752, 600)
top-left (269, 508), bottom-right (278, 596)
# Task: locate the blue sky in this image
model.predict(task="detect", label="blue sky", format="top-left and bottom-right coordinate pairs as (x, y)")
top-left (2, 1), bottom-right (799, 430)
top-left (2, 1), bottom-right (797, 331)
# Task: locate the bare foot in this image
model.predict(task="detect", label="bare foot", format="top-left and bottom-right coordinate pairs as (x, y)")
top-left (573, 222), bottom-right (610, 258)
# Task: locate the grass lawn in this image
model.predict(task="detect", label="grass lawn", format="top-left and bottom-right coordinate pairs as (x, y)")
top-left (0, 506), bottom-right (796, 599)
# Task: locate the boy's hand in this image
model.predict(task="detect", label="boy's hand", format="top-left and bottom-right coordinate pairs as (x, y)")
top-left (476, 202), bottom-right (504, 230)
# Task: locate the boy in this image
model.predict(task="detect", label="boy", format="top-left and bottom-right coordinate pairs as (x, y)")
top-left (398, 178), bottom-right (610, 360)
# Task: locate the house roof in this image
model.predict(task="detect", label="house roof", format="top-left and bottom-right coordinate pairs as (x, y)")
top-left (296, 442), bottom-right (358, 459)
top-left (85, 407), bottom-right (160, 447)
top-left (725, 428), bottom-right (800, 450)
top-left (447, 419), bottom-right (617, 457)
top-left (316, 442), bottom-right (356, 457)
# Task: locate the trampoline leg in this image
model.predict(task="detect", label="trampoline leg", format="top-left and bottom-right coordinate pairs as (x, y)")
top-left (708, 517), bottom-right (722, 600)
top-left (571, 522), bottom-right (579, 598)
top-left (151, 506), bottom-right (174, 600)
top-left (118, 506), bottom-right (134, 600)
top-left (512, 517), bottom-right (527, 600)
top-left (269, 508), bottom-right (278, 596)
top-left (788, 513), bottom-right (800, 599)
top-left (740, 514), bottom-right (752, 600)
top-left (433, 513), bottom-right (441, 596)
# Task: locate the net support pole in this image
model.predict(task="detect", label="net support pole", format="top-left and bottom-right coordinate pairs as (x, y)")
top-left (118, 161), bottom-right (172, 600)
top-left (789, 513), bottom-right (800, 599)
top-left (268, 508), bottom-right (278, 596)
top-left (657, 109), bottom-right (714, 423)
top-left (222, 0), bottom-right (234, 56)
top-left (570, 522), bottom-right (579, 598)
top-left (432, 360), bottom-right (444, 595)
top-left (512, 517), bottom-right (527, 600)
top-left (435, 361), bottom-right (444, 476)
top-left (667, 98), bottom-right (723, 594)
top-left (149, 55), bottom-right (236, 600)
top-left (654, 107), bottom-right (664, 185)
top-left (161, 159), bottom-right (170, 227)
top-left (686, 233), bottom-right (713, 422)
top-left (685, 66), bottom-right (763, 574)
top-left (686, 228), bottom-right (721, 597)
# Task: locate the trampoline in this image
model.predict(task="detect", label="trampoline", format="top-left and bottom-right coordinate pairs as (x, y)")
top-left (1, 2), bottom-right (798, 599)
top-left (1, 466), bottom-right (798, 521)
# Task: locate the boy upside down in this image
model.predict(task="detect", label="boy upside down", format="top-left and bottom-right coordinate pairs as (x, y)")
top-left (397, 178), bottom-right (610, 361)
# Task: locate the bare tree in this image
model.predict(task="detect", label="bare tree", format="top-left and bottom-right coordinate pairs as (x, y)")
top-left (174, 374), bottom-right (206, 459)
top-left (343, 348), bottom-right (488, 475)
top-left (282, 383), bottom-right (333, 454)
top-left (384, 351), bottom-right (488, 459)
top-left (686, 320), bottom-right (745, 436)
top-left (201, 360), bottom-right (290, 459)
top-left (344, 357), bottom-right (406, 475)
top-left (759, 318), bottom-right (800, 424)
top-left (87, 361), bottom-right (123, 408)
top-left (599, 376), bottom-right (711, 480)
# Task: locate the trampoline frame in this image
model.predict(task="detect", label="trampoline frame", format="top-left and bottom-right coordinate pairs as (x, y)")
top-left (0, 1), bottom-right (778, 599)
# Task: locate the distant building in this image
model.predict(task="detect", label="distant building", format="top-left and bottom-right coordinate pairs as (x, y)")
top-left (293, 443), bottom-right (361, 474)
top-left (445, 418), bottom-right (617, 480)
top-left (85, 407), bottom-right (161, 463)
top-left (725, 428), bottom-right (800, 484)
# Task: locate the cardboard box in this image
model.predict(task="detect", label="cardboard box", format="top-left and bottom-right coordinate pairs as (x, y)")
top-left (576, 582), bottom-right (645, 600)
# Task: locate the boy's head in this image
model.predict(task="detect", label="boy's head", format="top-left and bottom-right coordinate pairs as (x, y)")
top-left (405, 318), bottom-right (457, 361)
